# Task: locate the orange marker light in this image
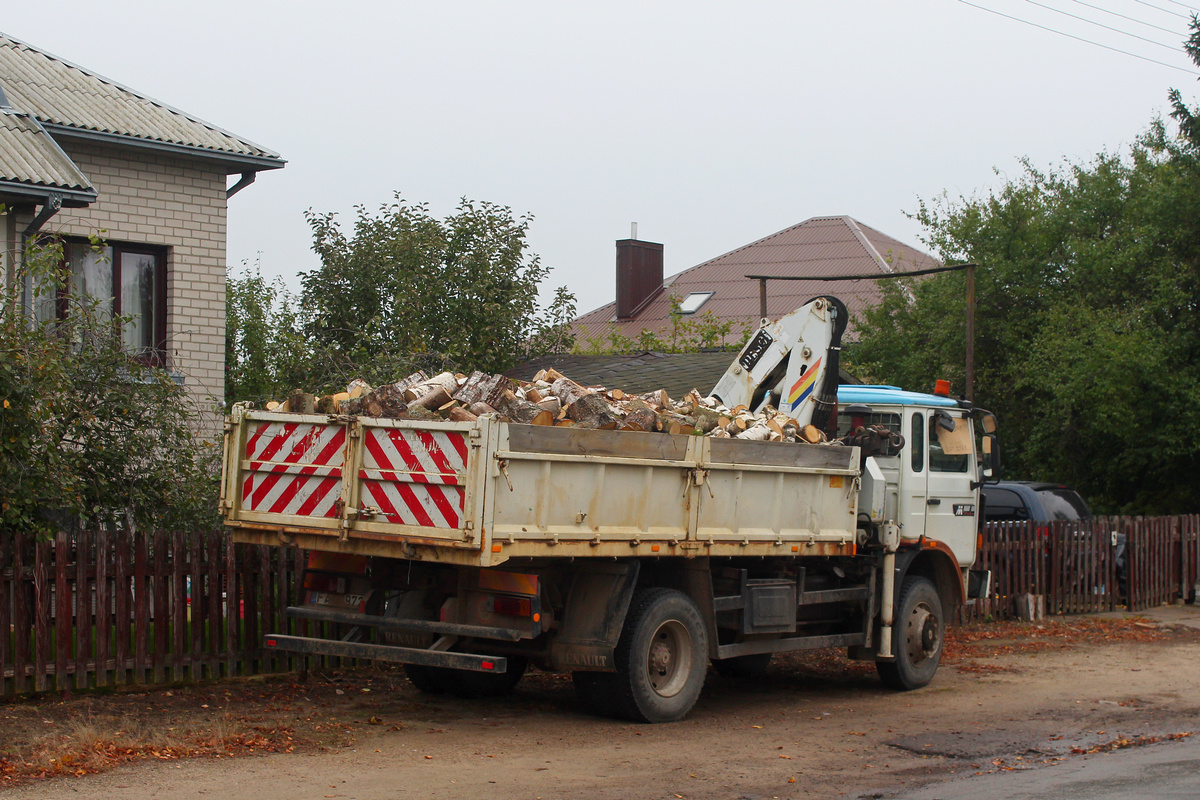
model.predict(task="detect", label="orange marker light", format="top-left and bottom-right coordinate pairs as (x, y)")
top-left (491, 544), bottom-right (502, 553)
top-left (650, 545), bottom-right (660, 552)
top-left (934, 379), bottom-right (951, 396)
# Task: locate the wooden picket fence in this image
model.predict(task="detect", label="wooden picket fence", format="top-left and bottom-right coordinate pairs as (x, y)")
top-left (1, 516), bottom-right (1197, 696)
top-left (0, 529), bottom-right (324, 697)
top-left (967, 515), bottom-right (1200, 621)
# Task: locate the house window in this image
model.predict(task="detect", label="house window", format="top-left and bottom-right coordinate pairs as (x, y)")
top-left (31, 238), bottom-right (167, 363)
top-left (677, 291), bottom-right (714, 315)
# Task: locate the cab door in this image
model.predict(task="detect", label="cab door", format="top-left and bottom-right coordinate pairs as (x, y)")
top-left (897, 408), bottom-right (929, 541)
top-left (923, 409), bottom-right (979, 566)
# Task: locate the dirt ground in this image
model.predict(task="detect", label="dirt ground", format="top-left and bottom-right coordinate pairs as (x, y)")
top-left (3, 608), bottom-right (1200, 800)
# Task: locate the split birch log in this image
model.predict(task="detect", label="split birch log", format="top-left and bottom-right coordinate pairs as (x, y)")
top-left (285, 391), bottom-right (315, 414)
top-left (566, 393), bottom-right (621, 429)
top-left (453, 371), bottom-right (511, 409)
top-left (536, 396), bottom-right (562, 415)
top-left (548, 377), bottom-right (592, 408)
top-left (346, 379), bottom-right (373, 399)
top-left (691, 407), bottom-right (724, 434)
top-left (362, 382), bottom-right (411, 418)
top-left (404, 371), bottom-right (457, 402)
top-left (622, 407), bottom-right (659, 432)
top-left (737, 424), bottom-right (772, 441)
top-left (447, 406), bottom-right (479, 423)
top-left (798, 424), bottom-right (825, 444)
top-left (412, 386), bottom-right (453, 412)
top-left (638, 389), bottom-right (670, 409)
top-left (495, 390), bottom-right (551, 425)
top-left (524, 386), bottom-right (544, 403)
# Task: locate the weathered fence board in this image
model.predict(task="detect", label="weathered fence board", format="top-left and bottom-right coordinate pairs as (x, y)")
top-left (964, 515), bottom-right (1199, 622)
top-left (1, 516), bottom-right (1196, 695)
top-left (0, 530), bottom-right (310, 697)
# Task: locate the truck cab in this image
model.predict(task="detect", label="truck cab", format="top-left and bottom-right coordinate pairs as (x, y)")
top-left (838, 384), bottom-right (999, 596)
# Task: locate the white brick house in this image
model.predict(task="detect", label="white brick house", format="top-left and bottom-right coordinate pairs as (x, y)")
top-left (0, 32), bottom-right (284, 437)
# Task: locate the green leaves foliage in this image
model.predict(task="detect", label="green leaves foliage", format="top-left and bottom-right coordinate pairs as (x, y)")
top-left (2, 235), bottom-right (217, 538)
top-left (226, 195), bottom-right (576, 404)
top-left (849, 138), bottom-right (1200, 514)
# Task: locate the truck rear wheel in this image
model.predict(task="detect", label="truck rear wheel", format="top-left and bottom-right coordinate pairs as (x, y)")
top-left (404, 657), bottom-right (528, 698)
top-left (877, 576), bottom-right (943, 690)
top-left (610, 588), bottom-right (708, 723)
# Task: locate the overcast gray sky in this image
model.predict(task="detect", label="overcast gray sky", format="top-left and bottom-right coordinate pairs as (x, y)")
top-left (6, 1), bottom-right (1198, 315)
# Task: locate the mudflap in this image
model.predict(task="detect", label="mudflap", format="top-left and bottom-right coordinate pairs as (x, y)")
top-left (547, 561), bottom-right (641, 672)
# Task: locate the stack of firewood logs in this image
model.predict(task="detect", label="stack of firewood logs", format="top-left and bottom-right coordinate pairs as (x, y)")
top-left (263, 368), bottom-right (829, 444)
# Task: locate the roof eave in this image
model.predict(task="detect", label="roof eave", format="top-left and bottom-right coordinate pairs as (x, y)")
top-left (0, 179), bottom-right (96, 207)
top-left (44, 124), bottom-right (287, 173)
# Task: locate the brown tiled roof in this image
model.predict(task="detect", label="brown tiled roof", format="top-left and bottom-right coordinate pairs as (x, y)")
top-left (573, 215), bottom-right (938, 344)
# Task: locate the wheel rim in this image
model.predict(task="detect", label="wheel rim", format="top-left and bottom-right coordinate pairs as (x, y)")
top-left (904, 602), bottom-right (941, 666)
top-left (645, 619), bottom-right (692, 698)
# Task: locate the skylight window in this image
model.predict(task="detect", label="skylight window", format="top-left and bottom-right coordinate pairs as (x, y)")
top-left (678, 291), bottom-right (714, 315)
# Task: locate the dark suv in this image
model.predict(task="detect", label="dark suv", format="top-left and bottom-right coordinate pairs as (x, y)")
top-left (980, 481), bottom-right (1127, 599)
top-left (981, 481), bottom-right (1093, 523)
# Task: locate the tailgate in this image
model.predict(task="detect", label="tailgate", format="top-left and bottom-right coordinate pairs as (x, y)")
top-left (223, 407), bottom-right (485, 547)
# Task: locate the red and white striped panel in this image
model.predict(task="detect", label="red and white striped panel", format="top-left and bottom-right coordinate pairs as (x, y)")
top-left (241, 421), bottom-right (346, 519)
top-left (360, 427), bottom-right (468, 529)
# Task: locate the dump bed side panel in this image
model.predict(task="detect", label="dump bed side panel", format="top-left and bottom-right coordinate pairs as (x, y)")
top-left (487, 424), bottom-right (859, 554)
top-left (700, 438), bottom-right (858, 544)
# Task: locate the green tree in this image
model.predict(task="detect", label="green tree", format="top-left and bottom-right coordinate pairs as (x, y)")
top-left (226, 264), bottom-right (318, 404)
top-left (300, 195), bottom-right (553, 382)
top-left (2, 232), bottom-right (217, 537)
top-left (849, 139), bottom-right (1200, 514)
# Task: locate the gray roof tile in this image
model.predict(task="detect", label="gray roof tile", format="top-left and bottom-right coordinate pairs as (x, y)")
top-left (0, 108), bottom-right (92, 192)
top-left (0, 32), bottom-right (283, 168)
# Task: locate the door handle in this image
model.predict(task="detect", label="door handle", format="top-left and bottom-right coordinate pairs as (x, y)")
top-left (926, 498), bottom-right (942, 506)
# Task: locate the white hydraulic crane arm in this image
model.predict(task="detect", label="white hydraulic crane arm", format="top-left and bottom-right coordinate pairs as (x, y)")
top-left (708, 296), bottom-right (848, 431)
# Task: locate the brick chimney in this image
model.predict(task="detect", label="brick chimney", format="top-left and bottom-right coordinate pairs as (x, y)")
top-left (615, 237), bottom-right (663, 319)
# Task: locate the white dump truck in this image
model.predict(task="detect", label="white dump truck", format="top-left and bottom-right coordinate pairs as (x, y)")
top-left (220, 296), bottom-right (999, 722)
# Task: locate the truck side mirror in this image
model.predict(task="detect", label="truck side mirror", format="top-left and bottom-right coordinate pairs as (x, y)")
top-left (981, 434), bottom-right (1001, 481)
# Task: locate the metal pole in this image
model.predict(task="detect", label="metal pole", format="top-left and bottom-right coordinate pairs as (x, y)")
top-left (759, 278), bottom-right (768, 322)
top-left (966, 264), bottom-right (976, 403)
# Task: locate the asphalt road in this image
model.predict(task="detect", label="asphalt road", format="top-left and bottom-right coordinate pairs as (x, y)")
top-left (872, 734), bottom-right (1200, 800)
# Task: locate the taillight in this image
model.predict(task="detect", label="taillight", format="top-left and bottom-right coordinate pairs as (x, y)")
top-left (491, 595), bottom-right (533, 617)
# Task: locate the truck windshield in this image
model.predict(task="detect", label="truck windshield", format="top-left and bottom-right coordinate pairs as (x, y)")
top-left (836, 412), bottom-right (901, 437)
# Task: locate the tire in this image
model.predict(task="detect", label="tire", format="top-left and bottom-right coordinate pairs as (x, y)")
top-left (404, 657), bottom-right (528, 698)
top-left (610, 588), bottom-right (709, 723)
top-left (712, 652), bottom-right (773, 679)
top-left (877, 576), bottom-right (944, 691)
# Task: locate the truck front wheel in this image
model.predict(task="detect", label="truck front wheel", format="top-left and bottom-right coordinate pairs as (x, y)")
top-left (610, 588), bottom-right (708, 723)
top-left (877, 576), bottom-right (943, 690)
